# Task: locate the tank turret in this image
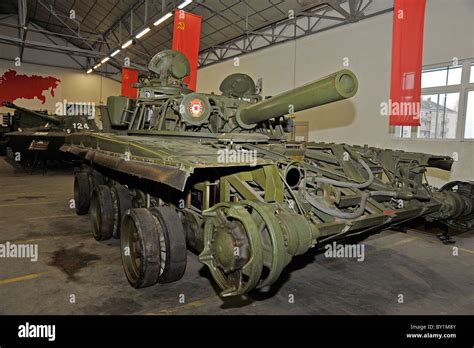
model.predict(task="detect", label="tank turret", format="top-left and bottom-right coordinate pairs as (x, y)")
top-left (2, 101), bottom-right (61, 126)
top-left (135, 50), bottom-right (193, 98)
top-left (127, 50), bottom-right (358, 137)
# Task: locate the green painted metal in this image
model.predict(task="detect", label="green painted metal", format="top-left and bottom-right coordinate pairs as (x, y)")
top-left (200, 203), bottom-right (264, 297)
top-left (3, 101), bottom-right (100, 166)
top-left (61, 49), bottom-right (474, 297)
top-left (235, 69), bottom-right (357, 128)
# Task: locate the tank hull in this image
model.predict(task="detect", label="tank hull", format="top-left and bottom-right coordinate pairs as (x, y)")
top-left (62, 132), bottom-right (474, 296)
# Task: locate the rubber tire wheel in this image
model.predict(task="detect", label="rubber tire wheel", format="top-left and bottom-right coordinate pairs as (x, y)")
top-left (74, 172), bottom-right (91, 215)
top-left (90, 185), bottom-right (114, 241)
top-left (88, 170), bottom-right (106, 190)
top-left (111, 185), bottom-right (133, 239)
top-left (150, 206), bottom-right (187, 283)
top-left (120, 208), bottom-right (161, 288)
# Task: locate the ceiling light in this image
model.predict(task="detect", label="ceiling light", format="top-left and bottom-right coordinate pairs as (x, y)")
top-left (121, 39), bottom-right (133, 49)
top-left (86, 69), bottom-right (93, 74)
top-left (101, 57), bottom-right (110, 64)
top-left (111, 49), bottom-right (120, 57)
top-left (135, 27), bottom-right (151, 39)
top-left (178, 0), bottom-right (193, 9)
top-left (154, 12), bottom-right (172, 26)
top-left (94, 63), bottom-right (102, 69)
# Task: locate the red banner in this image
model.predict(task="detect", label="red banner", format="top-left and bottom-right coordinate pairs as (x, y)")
top-left (172, 10), bottom-right (202, 91)
top-left (121, 67), bottom-right (138, 99)
top-left (389, 0), bottom-right (426, 126)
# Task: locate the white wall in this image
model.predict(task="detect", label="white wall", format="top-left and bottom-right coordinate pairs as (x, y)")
top-left (197, 0), bottom-right (474, 186)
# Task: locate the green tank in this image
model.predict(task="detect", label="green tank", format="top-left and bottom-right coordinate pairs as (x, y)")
top-left (2, 100), bottom-right (126, 166)
top-left (0, 111), bottom-right (14, 155)
top-left (61, 50), bottom-right (474, 297)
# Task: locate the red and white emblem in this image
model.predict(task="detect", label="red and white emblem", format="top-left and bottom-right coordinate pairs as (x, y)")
top-left (188, 99), bottom-right (204, 117)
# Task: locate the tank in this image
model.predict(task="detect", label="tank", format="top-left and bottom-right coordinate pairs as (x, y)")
top-left (2, 101), bottom-right (105, 166)
top-left (0, 111), bottom-right (14, 155)
top-left (61, 50), bottom-right (474, 297)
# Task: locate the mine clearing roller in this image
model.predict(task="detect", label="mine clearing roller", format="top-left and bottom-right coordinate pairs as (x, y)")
top-left (64, 50), bottom-right (474, 297)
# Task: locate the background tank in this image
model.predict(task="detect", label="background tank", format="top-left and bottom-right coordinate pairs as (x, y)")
top-left (0, 111), bottom-right (14, 155)
top-left (3, 101), bottom-right (100, 167)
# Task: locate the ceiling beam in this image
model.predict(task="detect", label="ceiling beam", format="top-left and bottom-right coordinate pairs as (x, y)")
top-left (37, 0), bottom-right (96, 50)
top-left (97, 0), bottom-right (146, 48)
top-left (198, 0), bottom-right (393, 68)
top-left (33, 22), bottom-right (89, 71)
top-left (0, 56), bottom-right (112, 73)
top-left (326, 0), bottom-right (351, 19)
top-left (18, 0), bottom-right (28, 60)
top-left (0, 34), bottom-right (104, 57)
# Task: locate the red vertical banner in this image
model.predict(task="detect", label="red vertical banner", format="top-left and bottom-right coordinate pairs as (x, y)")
top-left (121, 67), bottom-right (138, 99)
top-left (172, 10), bottom-right (202, 91)
top-left (389, 0), bottom-right (426, 126)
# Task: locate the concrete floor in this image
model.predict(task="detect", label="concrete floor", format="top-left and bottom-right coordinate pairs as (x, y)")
top-left (0, 157), bottom-right (473, 315)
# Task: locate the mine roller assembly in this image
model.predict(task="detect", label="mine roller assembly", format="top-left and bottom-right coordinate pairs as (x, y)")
top-left (436, 181), bottom-right (474, 231)
top-left (199, 201), bottom-right (314, 296)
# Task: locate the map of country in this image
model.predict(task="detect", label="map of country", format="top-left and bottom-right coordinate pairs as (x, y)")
top-left (0, 70), bottom-right (61, 104)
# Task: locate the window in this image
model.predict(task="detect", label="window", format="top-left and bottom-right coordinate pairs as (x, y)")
top-left (418, 93), bottom-right (459, 139)
top-left (421, 66), bottom-right (462, 88)
top-left (394, 59), bottom-right (474, 140)
top-left (465, 91), bottom-right (474, 139)
top-left (394, 126), bottom-right (411, 138)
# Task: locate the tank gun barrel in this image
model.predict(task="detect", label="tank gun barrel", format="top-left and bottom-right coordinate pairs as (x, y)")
top-left (235, 69), bottom-right (358, 129)
top-left (2, 101), bottom-right (61, 125)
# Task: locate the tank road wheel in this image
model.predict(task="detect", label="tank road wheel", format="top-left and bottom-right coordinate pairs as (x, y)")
top-left (150, 206), bottom-right (187, 283)
top-left (111, 185), bottom-right (133, 239)
top-left (74, 172), bottom-right (91, 215)
top-left (120, 208), bottom-right (161, 288)
top-left (90, 185), bottom-right (114, 241)
top-left (88, 170), bottom-right (106, 189)
top-left (199, 203), bottom-right (264, 297)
